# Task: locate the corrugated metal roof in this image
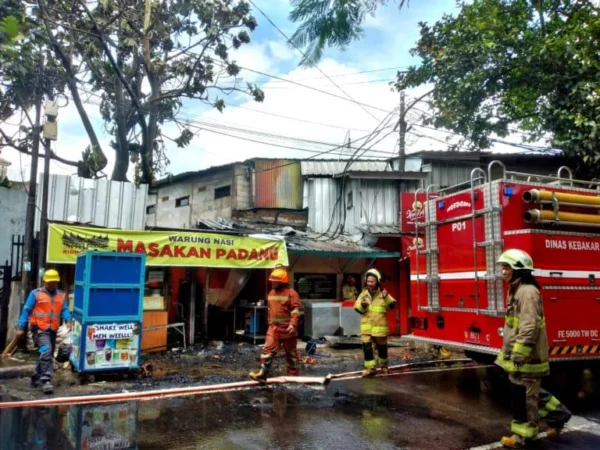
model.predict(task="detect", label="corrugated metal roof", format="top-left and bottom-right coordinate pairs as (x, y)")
top-left (195, 218), bottom-right (240, 231)
top-left (301, 160), bottom-right (390, 176)
top-left (356, 225), bottom-right (401, 236)
top-left (191, 219), bottom-right (398, 257)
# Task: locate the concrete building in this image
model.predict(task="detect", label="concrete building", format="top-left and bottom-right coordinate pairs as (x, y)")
top-left (147, 152), bottom-right (569, 237)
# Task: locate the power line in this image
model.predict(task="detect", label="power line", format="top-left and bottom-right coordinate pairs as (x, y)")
top-left (75, 81), bottom-right (384, 133)
top-left (177, 115), bottom-right (398, 157)
top-left (248, 0), bottom-right (382, 122)
top-left (265, 66), bottom-right (407, 83)
top-left (182, 123), bottom-right (392, 159)
top-left (230, 64), bottom-right (391, 114)
top-left (62, 91), bottom-right (397, 159)
top-left (258, 78), bottom-right (395, 89)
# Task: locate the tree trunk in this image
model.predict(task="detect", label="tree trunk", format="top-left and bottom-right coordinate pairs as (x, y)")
top-left (111, 23), bottom-right (130, 182)
top-left (112, 145), bottom-right (130, 181)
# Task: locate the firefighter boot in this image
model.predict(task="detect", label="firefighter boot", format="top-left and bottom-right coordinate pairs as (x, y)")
top-left (249, 367), bottom-right (268, 383)
top-left (249, 358), bottom-right (271, 383)
top-left (381, 367), bottom-right (390, 375)
top-left (362, 342), bottom-right (376, 377)
top-left (42, 381), bottom-right (54, 395)
top-left (500, 434), bottom-right (526, 448)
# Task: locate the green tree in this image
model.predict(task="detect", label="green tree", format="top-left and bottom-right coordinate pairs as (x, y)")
top-left (1, 0), bottom-right (263, 183)
top-left (398, 0), bottom-right (600, 174)
top-left (289, 0), bottom-right (408, 66)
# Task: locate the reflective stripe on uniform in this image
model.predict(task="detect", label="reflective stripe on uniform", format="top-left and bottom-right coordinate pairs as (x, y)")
top-left (505, 316), bottom-right (519, 328)
top-left (544, 396), bottom-right (561, 412)
top-left (268, 295), bottom-right (289, 301)
top-left (370, 306), bottom-right (387, 313)
top-left (364, 359), bottom-right (376, 369)
top-left (290, 309), bottom-right (302, 316)
top-left (371, 326), bottom-right (389, 335)
top-left (495, 352), bottom-right (549, 374)
top-left (378, 358), bottom-right (388, 366)
top-left (513, 342), bottom-right (532, 356)
top-left (511, 421), bottom-right (538, 438)
top-left (271, 317), bottom-right (289, 323)
top-left (538, 395), bottom-right (561, 418)
top-left (505, 316), bottom-right (545, 329)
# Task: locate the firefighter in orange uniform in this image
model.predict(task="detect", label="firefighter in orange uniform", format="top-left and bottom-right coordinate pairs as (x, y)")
top-left (249, 266), bottom-right (304, 382)
top-left (16, 269), bottom-right (71, 394)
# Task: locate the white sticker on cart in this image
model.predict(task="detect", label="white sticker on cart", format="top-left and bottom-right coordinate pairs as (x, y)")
top-left (90, 323), bottom-right (135, 340)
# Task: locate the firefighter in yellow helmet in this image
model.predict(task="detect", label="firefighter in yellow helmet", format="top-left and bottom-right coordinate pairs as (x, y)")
top-left (16, 269), bottom-right (71, 394)
top-left (249, 266), bottom-right (304, 382)
top-left (495, 249), bottom-right (571, 448)
top-left (354, 268), bottom-right (396, 377)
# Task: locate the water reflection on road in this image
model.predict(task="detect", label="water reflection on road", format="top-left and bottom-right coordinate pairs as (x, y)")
top-left (1, 367), bottom-right (599, 450)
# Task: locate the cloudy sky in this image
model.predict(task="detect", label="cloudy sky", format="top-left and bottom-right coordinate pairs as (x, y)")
top-left (2, 0), bottom-right (538, 182)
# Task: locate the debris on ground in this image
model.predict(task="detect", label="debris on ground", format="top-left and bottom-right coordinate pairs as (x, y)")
top-left (0, 338), bottom-right (453, 401)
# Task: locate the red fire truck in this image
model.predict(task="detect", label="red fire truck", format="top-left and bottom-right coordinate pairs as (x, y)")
top-left (403, 161), bottom-right (600, 365)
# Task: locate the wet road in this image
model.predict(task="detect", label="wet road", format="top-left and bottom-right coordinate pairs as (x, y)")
top-left (1, 366), bottom-right (599, 450)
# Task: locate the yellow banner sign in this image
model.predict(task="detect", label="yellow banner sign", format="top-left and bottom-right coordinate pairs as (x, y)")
top-left (47, 223), bottom-right (289, 268)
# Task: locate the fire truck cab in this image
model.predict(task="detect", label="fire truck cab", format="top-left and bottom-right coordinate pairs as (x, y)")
top-left (405, 161), bottom-right (600, 364)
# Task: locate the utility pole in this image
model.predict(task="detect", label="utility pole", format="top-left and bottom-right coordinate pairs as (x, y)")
top-left (21, 53), bottom-right (44, 302)
top-left (37, 94), bottom-right (59, 284)
top-left (37, 139), bottom-right (51, 284)
top-left (398, 90), bottom-right (406, 171)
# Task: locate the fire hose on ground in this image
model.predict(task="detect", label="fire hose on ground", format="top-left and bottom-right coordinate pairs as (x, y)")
top-left (0, 358), bottom-right (479, 409)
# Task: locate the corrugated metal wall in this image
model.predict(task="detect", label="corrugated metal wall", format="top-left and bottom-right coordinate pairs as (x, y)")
top-left (306, 178), bottom-right (404, 235)
top-left (306, 178), bottom-right (341, 234)
top-left (35, 174), bottom-right (148, 230)
top-left (349, 179), bottom-right (400, 229)
top-left (254, 160), bottom-right (303, 209)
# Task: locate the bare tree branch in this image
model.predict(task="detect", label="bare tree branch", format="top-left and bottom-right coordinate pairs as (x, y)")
top-left (0, 127), bottom-right (80, 167)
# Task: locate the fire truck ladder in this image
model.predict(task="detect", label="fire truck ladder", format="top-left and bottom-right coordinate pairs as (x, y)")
top-left (414, 184), bottom-right (440, 312)
top-left (469, 163), bottom-right (506, 316)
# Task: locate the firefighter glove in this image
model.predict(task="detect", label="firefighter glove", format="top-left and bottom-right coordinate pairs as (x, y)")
top-left (510, 353), bottom-right (527, 365)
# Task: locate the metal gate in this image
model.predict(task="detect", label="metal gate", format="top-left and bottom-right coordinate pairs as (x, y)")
top-left (0, 263), bottom-right (12, 351)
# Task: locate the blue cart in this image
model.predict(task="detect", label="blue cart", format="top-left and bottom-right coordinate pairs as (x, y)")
top-left (70, 251), bottom-right (145, 380)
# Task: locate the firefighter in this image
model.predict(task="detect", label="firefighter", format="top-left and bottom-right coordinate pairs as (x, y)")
top-left (16, 269), bottom-right (72, 394)
top-left (354, 268), bottom-right (396, 377)
top-left (249, 266), bottom-right (303, 382)
top-left (342, 275), bottom-right (359, 301)
top-left (495, 249), bottom-right (571, 448)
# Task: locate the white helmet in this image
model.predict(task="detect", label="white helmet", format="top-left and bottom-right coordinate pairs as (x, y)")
top-left (497, 249), bottom-right (535, 271)
top-left (365, 268), bottom-right (382, 282)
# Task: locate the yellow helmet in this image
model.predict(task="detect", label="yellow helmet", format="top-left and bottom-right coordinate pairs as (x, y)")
top-left (269, 266), bottom-right (289, 283)
top-left (42, 269), bottom-right (60, 283)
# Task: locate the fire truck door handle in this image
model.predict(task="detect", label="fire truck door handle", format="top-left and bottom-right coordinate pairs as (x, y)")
top-left (549, 271), bottom-right (563, 277)
top-left (553, 339), bottom-right (567, 344)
